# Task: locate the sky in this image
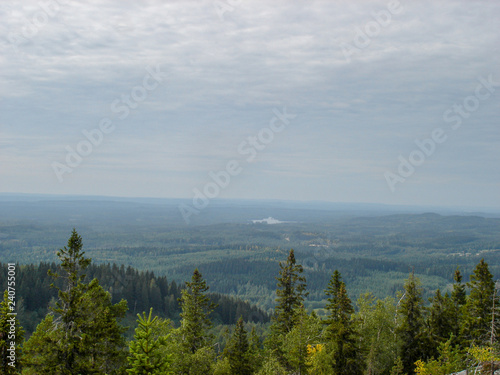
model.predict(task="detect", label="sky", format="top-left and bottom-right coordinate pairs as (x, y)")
top-left (0, 0), bottom-right (499, 209)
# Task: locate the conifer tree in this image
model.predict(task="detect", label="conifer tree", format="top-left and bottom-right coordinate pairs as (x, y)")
top-left (224, 316), bottom-right (252, 375)
top-left (23, 229), bottom-right (128, 374)
top-left (462, 259), bottom-right (497, 344)
top-left (451, 267), bottom-right (467, 344)
top-left (324, 270), bottom-right (363, 375)
top-left (267, 249), bottom-right (307, 368)
top-left (425, 289), bottom-right (455, 357)
top-left (0, 290), bottom-right (24, 374)
top-left (397, 272), bottom-right (426, 374)
top-left (178, 268), bottom-right (217, 354)
top-left (127, 308), bottom-right (173, 375)
top-left (272, 249), bottom-right (308, 336)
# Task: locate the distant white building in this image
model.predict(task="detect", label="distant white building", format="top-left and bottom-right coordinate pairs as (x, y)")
top-left (251, 217), bottom-right (283, 224)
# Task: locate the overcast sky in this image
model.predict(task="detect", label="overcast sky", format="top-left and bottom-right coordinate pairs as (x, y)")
top-left (1, 0), bottom-right (499, 209)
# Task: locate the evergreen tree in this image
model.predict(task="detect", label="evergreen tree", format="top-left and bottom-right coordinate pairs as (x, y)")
top-left (127, 308), bottom-right (173, 375)
top-left (324, 270), bottom-right (363, 375)
top-left (451, 267), bottom-right (466, 344)
top-left (178, 268), bottom-right (217, 354)
top-left (266, 249), bottom-right (307, 368)
top-left (0, 290), bottom-right (24, 374)
top-left (397, 272), bottom-right (426, 374)
top-left (272, 249), bottom-right (308, 336)
top-left (224, 317), bottom-right (252, 375)
top-left (462, 259), bottom-right (497, 344)
top-left (248, 326), bottom-right (264, 371)
top-left (23, 229), bottom-right (128, 375)
top-left (451, 267), bottom-right (466, 307)
top-left (426, 289), bottom-right (455, 355)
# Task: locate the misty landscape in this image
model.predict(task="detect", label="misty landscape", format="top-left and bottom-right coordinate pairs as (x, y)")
top-left (1, 1), bottom-right (500, 374)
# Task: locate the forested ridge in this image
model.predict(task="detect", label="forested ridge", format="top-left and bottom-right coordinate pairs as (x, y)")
top-left (2, 230), bottom-right (500, 374)
top-left (0, 261), bottom-right (270, 336)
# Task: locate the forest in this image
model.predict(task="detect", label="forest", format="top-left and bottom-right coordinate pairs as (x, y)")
top-left (2, 229), bottom-right (500, 374)
top-left (2, 197), bottom-right (500, 315)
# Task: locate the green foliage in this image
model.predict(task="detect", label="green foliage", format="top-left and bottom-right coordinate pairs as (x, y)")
top-left (282, 308), bottom-right (323, 374)
top-left (224, 317), bottom-right (253, 375)
top-left (462, 258), bottom-right (497, 344)
top-left (397, 272), bottom-right (426, 374)
top-left (255, 356), bottom-right (287, 375)
top-left (0, 290), bottom-right (24, 374)
top-left (324, 270), bottom-right (363, 375)
top-left (426, 289), bottom-right (455, 354)
top-left (356, 293), bottom-right (397, 375)
top-left (22, 314), bottom-right (60, 375)
top-left (414, 337), bottom-right (465, 375)
top-left (127, 308), bottom-right (173, 375)
top-left (272, 249), bottom-right (308, 335)
top-left (267, 249), bottom-right (308, 368)
top-left (306, 343), bottom-right (332, 374)
top-left (212, 357), bottom-right (231, 375)
top-left (389, 357), bottom-right (405, 375)
top-left (188, 346), bottom-right (216, 375)
top-left (178, 269), bottom-right (217, 354)
top-left (23, 230), bottom-right (128, 375)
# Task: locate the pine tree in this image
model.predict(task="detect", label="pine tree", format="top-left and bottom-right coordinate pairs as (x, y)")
top-left (23, 229), bottom-right (128, 375)
top-left (0, 290), bottom-right (24, 374)
top-left (178, 268), bottom-right (217, 354)
top-left (324, 270), bottom-right (363, 375)
top-left (127, 308), bottom-right (173, 375)
top-left (397, 272), bottom-right (426, 374)
top-left (224, 317), bottom-right (252, 375)
top-left (462, 259), bottom-right (497, 344)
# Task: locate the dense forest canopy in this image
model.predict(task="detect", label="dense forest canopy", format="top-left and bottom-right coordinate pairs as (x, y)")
top-left (2, 229), bottom-right (500, 374)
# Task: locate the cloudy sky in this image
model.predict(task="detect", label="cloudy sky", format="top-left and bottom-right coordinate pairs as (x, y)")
top-left (1, 0), bottom-right (499, 209)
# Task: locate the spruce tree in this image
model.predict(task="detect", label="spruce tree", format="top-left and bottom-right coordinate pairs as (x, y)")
top-left (267, 249), bottom-right (307, 368)
top-left (324, 270), bottom-right (363, 375)
top-left (451, 267), bottom-right (466, 344)
top-left (127, 308), bottom-right (173, 375)
top-left (23, 229), bottom-right (128, 374)
top-left (224, 317), bottom-right (252, 375)
top-left (426, 289), bottom-right (455, 356)
top-left (272, 249), bottom-right (308, 336)
top-left (397, 272), bottom-right (426, 374)
top-left (462, 258), bottom-right (497, 344)
top-left (0, 290), bottom-right (24, 374)
top-left (178, 268), bottom-right (217, 354)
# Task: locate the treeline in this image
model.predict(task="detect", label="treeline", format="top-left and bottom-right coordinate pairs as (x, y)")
top-left (0, 261), bottom-right (269, 335)
top-left (2, 230), bottom-right (500, 374)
